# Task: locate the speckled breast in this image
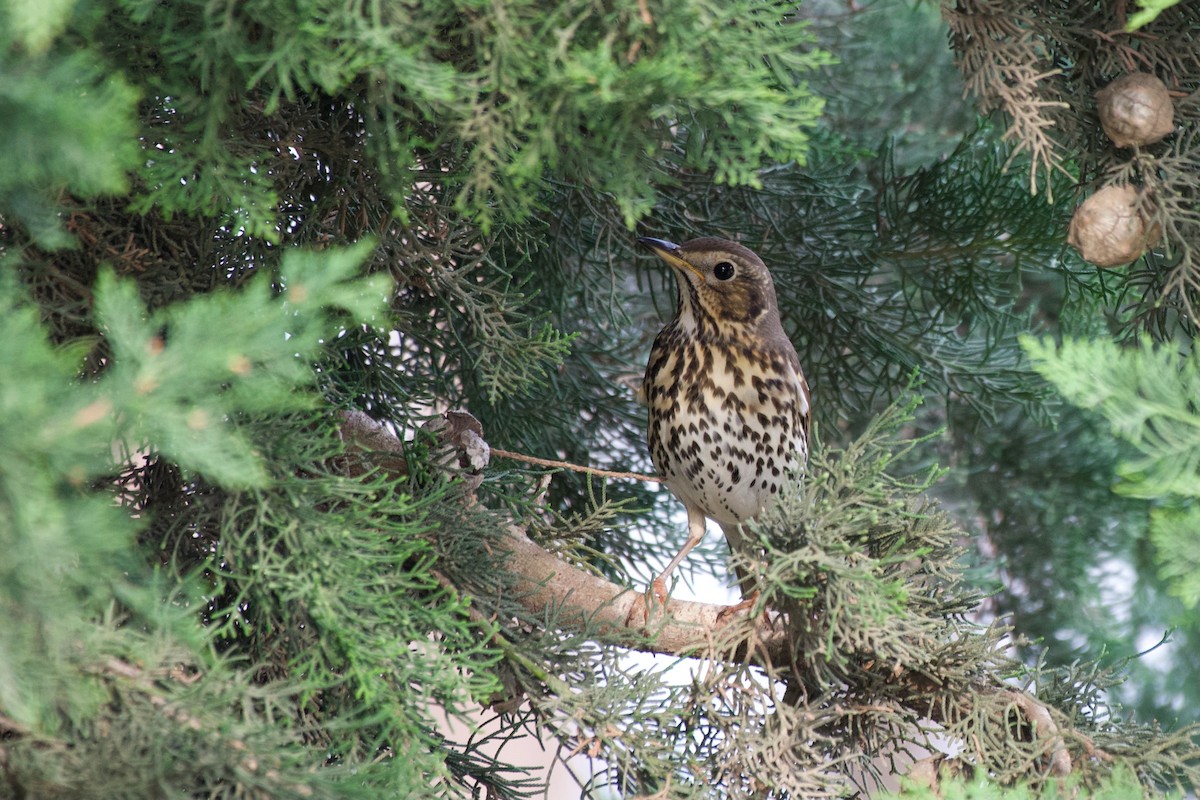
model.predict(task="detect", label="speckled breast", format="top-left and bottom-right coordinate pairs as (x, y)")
top-left (645, 328), bottom-right (807, 527)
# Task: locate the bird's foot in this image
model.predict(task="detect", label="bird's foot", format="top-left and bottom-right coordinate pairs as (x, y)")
top-left (716, 590), bottom-right (762, 625)
top-left (624, 578), bottom-right (670, 627)
top-left (649, 577), bottom-right (669, 606)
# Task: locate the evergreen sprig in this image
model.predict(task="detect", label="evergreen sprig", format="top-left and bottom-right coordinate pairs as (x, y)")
top-left (94, 242), bottom-right (389, 485)
top-left (1023, 336), bottom-right (1200, 500)
top-left (1024, 335), bottom-right (1200, 613)
top-left (0, 51), bottom-right (139, 248)
top-left (96, 0), bottom-right (830, 233)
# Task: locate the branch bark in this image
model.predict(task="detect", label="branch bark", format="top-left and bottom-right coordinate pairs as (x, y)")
top-left (336, 409), bottom-right (789, 660)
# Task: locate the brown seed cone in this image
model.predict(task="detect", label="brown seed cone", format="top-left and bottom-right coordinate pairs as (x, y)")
top-left (1096, 72), bottom-right (1174, 148)
top-left (1067, 184), bottom-right (1161, 268)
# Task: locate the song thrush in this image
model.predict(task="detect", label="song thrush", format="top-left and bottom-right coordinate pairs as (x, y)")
top-left (639, 235), bottom-right (810, 602)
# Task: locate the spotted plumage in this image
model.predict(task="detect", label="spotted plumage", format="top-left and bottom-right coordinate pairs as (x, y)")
top-left (640, 236), bottom-right (810, 598)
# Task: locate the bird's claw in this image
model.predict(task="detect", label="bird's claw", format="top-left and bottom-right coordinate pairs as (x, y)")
top-left (624, 578), bottom-right (670, 627)
top-left (716, 590), bottom-right (762, 625)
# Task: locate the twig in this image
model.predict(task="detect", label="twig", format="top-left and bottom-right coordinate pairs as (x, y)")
top-left (1001, 689), bottom-right (1072, 776)
top-left (1069, 728), bottom-right (1116, 764)
top-left (0, 714), bottom-right (29, 735)
top-left (490, 447), bottom-right (661, 483)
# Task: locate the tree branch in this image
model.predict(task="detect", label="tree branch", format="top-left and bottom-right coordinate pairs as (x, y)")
top-left (336, 409), bottom-right (789, 660)
top-left (336, 408), bottom-right (1085, 778)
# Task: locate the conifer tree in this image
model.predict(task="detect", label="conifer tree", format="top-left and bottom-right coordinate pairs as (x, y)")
top-left (1, 1), bottom-right (1198, 799)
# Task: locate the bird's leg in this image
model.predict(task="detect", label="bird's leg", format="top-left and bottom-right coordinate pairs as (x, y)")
top-left (626, 506), bottom-right (708, 626)
top-left (716, 522), bottom-right (765, 624)
top-left (650, 505), bottom-right (708, 602)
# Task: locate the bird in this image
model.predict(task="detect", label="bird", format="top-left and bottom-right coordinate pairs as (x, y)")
top-left (638, 235), bottom-right (810, 607)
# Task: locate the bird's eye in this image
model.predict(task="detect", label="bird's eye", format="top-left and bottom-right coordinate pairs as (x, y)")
top-left (713, 261), bottom-right (735, 281)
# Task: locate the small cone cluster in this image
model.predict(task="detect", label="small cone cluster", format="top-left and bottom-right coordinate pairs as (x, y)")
top-left (1069, 73), bottom-right (1175, 268)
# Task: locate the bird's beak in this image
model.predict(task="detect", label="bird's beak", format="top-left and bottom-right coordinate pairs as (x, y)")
top-left (638, 237), bottom-right (703, 281)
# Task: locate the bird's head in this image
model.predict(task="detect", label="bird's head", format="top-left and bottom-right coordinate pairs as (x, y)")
top-left (639, 236), bottom-right (782, 335)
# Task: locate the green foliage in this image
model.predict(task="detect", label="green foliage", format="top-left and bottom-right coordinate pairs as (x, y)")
top-left (1022, 337), bottom-right (1200, 500)
top-left (1152, 505), bottom-right (1200, 609)
top-left (4, 0), bottom-right (1200, 796)
top-left (1, 624), bottom-right (366, 799)
top-left (755, 401), bottom-right (963, 683)
top-left (0, 241), bottom-right (521, 794)
top-left (807, 0), bottom-right (974, 169)
top-left (0, 243), bottom-right (375, 725)
top-left (4, 0), bottom-right (78, 52)
top-left (1127, 0), bottom-right (1185, 30)
top-left (96, 242), bottom-right (389, 485)
top-left (888, 765), bottom-right (1161, 800)
top-left (0, 50), bottom-right (139, 248)
top-left (0, 272), bottom-right (141, 730)
top-left (93, 0), bottom-right (830, 233)
top-left (427, 253), bottom-right (578, 404)
top-left (1024, 336), bottom-right (1200, 614)
top-left (201, 416), bottom-right (505, 758)
top-left (476, 321), bottom-right (576, 404)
